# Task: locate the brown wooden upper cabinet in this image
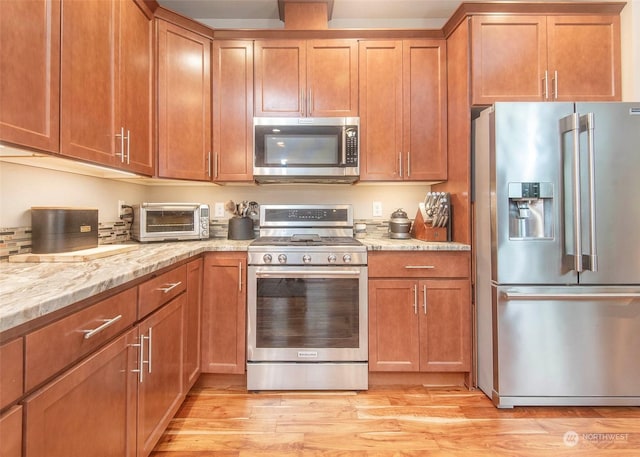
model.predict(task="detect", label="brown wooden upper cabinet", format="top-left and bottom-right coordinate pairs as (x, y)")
top-left (359, 40), bottom-right (447, 182)
top-left (212, 40), bottom-right (254, 182)
top-left (156, 19), bottom-right (212, 181)
top-left (254, 39), bottom-right (358, 117)
top-left (60, 0), bottom-right (154, 175)
top-left (0, 0), bottom-right (60, 153)
top-left (470, 14), bottom-right (621, 105)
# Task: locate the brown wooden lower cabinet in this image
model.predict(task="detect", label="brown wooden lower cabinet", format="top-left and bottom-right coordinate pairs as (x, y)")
top-left (24, 328), bottom-right (138, 457)
top-left (201, 252), bottom-right (247, 374)
top-left (368, 251), bottom-right (471, 373)
top-left (137, 294), bottom-right (186, 457)
top-left (184, 258), bottom-right (203, 390)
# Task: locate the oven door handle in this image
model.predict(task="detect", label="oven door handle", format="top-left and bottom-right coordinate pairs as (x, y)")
top-left (254, 269), bottom-right (363, 279)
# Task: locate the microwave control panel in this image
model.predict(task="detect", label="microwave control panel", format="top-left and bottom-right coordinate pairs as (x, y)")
top-left (345, 127), bottom-right (358, 166)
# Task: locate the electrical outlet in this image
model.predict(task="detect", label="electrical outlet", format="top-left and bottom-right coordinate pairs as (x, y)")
top-left (117, 200), bottom-right (125, 219)
top-left (214, 202), bottom-right (225, 218)
top-left (372, 201), bottom-right (383, 217)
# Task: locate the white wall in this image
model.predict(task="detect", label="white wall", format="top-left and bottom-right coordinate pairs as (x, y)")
top-left (621, 0), bottom-right (640, 100)
top-left (0, 161), bottom-right (431, 227)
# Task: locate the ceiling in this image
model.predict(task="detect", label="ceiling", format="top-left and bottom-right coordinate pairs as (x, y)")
top-left (156, 0), bottom-right (621, 29)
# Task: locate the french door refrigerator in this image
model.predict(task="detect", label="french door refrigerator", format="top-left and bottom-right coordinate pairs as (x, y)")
top-left (474, 102), bottom-right (640, 408)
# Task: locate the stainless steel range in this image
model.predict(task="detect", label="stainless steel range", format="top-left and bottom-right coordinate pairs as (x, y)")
top-left (247, 204), bottom-right (368, 390)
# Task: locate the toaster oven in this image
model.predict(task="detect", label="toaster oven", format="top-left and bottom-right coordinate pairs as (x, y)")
top-left (131, 203), bottom-right (209, 242)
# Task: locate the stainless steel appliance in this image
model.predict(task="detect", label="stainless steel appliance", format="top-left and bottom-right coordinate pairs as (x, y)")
top-left (247, 204), bottom-right (368, 390)
top-left (131, 202), bottom-right (209, 242)
top-left (474, 102), bottom-right (640, 408)
top-left (253, 117), bottom-right (359, 184)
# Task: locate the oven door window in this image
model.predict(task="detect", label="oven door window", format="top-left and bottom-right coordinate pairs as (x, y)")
top-left (256, 277), bottom-right (360, 348)
top-left (145, 210), bottom-right (195, 233)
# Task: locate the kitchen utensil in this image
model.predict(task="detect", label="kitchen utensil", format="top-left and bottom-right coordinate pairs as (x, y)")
top-left (389, 208), bottom-right (412, 239)
top-left (225, 200), bottom-right (238, 216)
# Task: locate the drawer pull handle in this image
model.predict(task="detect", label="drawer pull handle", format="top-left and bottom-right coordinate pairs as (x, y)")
top-left (83, 314), bottom-right (123, 339)
top-left (156, 281), bottom-right (182, 293)
top-left (404, 265), bottom-right (436, 269)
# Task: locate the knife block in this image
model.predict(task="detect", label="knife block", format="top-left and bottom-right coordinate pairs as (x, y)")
top-left (410, 208), bottom-right (451, 242)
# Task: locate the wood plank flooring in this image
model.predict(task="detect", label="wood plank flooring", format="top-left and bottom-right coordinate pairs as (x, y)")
top-left (151, 384), bottom-right (640, 456)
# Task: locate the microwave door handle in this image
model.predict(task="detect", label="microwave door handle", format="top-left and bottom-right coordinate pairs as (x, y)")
top-left (341, 127), bottom-right (347, 165)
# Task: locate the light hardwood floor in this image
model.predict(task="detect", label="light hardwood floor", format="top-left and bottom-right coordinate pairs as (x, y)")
top-left (151, 383), bottom-right (640, 456)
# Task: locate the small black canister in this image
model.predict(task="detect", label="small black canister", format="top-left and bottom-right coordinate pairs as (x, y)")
top-left (228, 217), bottom-right (254, 240)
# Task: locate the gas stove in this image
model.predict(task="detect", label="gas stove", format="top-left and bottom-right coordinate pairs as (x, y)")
top-left (248, 204), bottom-right (367, 266)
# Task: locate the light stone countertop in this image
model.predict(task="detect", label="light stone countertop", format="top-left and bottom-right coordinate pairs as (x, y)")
top-left (0, 236), bottom-right (469, 336)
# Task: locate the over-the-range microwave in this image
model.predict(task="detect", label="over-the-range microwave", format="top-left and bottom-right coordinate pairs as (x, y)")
top-left (131, 203), bottom-right (209, 242)
top-left (253, 117), bottom-right (359, 184)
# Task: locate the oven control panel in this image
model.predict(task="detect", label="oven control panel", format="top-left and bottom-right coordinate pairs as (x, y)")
top-left (248, 248), bottom-right (366, 266)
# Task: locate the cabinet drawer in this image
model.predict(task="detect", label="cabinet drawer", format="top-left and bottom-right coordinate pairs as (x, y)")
top-left (138, 264), bottom-right (187, 318)
top-left (25, 287), bottom-right (137, 392)
top-left (368, 251), bottom-right (470, 278)
top-left (0, 338), bottom-right (23, 410)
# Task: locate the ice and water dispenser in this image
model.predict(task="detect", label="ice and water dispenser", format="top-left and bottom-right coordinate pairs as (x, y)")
top-left (508, 182), bottom-right (553, 239)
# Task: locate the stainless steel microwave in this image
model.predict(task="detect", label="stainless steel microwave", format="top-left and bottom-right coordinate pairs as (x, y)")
top-left (253, 117), bottom-right (359, 184)
top-left (131, 203), bottom-right (209, 242)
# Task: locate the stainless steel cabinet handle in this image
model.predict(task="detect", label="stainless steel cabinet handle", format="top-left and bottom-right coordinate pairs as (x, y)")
top-left (580, 113), bottom-right (598, 272)
top-left (407, 151), bottom-right (411, 177)
top-left (125, 129), bottom-right (130, 164)
top-left (82, 314), bottom-right (123, 339)
top-left (156, 281), bottom-right (182, 293)
top-left (405, 265), bottom-right (436, 269)
top-left (502, 292), bottom-right (640, 301)
top-left (147, 327), bottom-right (153, 374)
top-left (131, 333), bottom-right (145, 382)
top-left (238, 262), bottom-right (242, 292)
top-left (413, 285), bottom-right (418, 314)
top-left (398, 153), bottom-right (403, 177)
top-left (308, 88), bottom-right (312, 116)
top-left (207, 151), bottom-right (212, 177)
top-left (559, 113), bottom-right (583, 272)
top-left (553, 70), bottom-right (558, 100)
top-left (543, 70), bottom-right (549, 100)
top-left (116, 127), bottom-right (125, 162)
top-left (214, 152), bottom-right (219, 179)
top-left (423, 285), bottom-right (427, 314)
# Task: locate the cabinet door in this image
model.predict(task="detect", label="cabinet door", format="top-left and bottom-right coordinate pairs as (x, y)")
top-left (470, 16), bottom-right (548, 105)
top-left (24, 329), bottom-right (137, 457)
top-left (254, 40), bottom-right (305, 117)
top-left (212, 40), bottom-right (254, 181)
top-left (0, 0), bottom-right (60, 153)
top-left (157, 20), bottom-right (212, 181)
top-left (307, 40), bottom-right (358, 117)
top-left (0, 405), bottom-right (22, 457)
top-left (185, 258), bottom-right (203, 390)
top-left (60, 0), bottom-right (118, 164)
top-left (201, 253), bottom-right (247, 374)
top-left (137, 294), bottom-right (186, 457)
top-left (368, 279), bottom-right (419, 371)
top-left (403, 40), bottom-right (447, 181)
top-left (547, 15), bottom-right (621, 101)
top-left (358, 40), bottom-right (403, 181)
top-left (419, 279), bottom-right (471, 372)
top-left (0, 338), bottom-right (23, 410)
top-left (119, 0), bottom-right (153, 175)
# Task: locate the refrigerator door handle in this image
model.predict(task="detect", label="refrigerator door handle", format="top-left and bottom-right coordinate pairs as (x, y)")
top-left (580, 113), bottom-right (598, 272)
top-left (559, 113), bottom-right (583, 272)
top-left (502, 291), bottom-right (640, 301)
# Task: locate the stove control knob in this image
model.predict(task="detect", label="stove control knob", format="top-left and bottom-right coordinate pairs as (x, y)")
top-left (278, 254), bottom-right (287, 264)
top-left (263, 254), bottom-right (273, 264)
top-left (302, 254), bottom-right (312, 264)
top-left (343, 254), bottom-right (352, 264)
top-left (327, 254), bottom-right (337, 263)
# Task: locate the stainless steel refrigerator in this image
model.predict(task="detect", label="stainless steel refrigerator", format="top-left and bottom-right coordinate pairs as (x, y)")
top-left (473, 102), bottom-right (640, 408)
